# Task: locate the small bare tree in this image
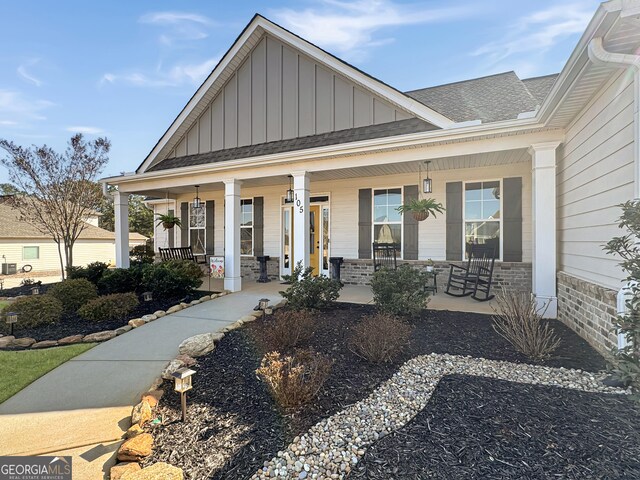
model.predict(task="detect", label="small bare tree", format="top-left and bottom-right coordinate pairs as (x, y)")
top-left (0, 134), bottom-right (110, 278)
top-left (492, 288), bottom-right (560, 361)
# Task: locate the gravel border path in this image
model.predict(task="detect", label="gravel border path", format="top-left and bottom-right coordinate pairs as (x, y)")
top-left (251, 353), bottom-right (628, 479)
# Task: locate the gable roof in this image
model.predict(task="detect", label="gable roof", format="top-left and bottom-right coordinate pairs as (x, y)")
top-left (522, 74), bottom-right (559, 104)
top-left (405, 71), bottom-right (548, 124)
top-left (137, 14), bottom-right (454, 174)
top-left (0, 201), bottom-right (147, 241)
top-left (148, 118), bottom-right (437, 172)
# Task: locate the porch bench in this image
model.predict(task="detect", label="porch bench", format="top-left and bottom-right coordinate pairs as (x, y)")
top-left (158, 246), bottom-right (207, 265)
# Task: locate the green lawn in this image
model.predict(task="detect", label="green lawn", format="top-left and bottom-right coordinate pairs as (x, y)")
top-left (0, 343), bottom-right (96, 404)
top-left (0, 301), bottom-right (10, 311)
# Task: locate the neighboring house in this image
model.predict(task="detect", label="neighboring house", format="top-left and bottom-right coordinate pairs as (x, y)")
top-left (102, 1), bottom-right (640, 354)
top-left (0, 201), bottom-right (147, 273)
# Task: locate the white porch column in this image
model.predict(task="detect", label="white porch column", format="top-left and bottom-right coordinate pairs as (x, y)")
top-left (529, 142), bottom-right (561, 318)
top-left (293, 171), bottom-right (310, 271)
top-left (114, 190), bottom-right (130, 268)
top-left (224, 179), bottom-right (242, 292)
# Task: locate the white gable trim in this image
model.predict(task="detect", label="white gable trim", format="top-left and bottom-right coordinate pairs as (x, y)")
top-left (137, 15), bottom-right (454, 174)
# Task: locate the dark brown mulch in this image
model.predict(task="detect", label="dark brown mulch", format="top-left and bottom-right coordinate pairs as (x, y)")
top-left (0, 291), bottom-right (216, 341)
top-left (146, 302), bottom-right (609, 480)
top-left (0, 281), bottom-right (52, 298)
top-left (351, 374), bottom-right (640, 480)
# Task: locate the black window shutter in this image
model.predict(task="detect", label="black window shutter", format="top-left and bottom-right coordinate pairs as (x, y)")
top-left (446, 182), bottom-right (463, 261)
top-left (358, 188), bottom-right (372, 259)
top-left (254, 197), bottom-right (264, 257)
top-left (502, 177), bottom-right (522, 262)
top-left (205, 200), bottom-right (215, 255)
top-left (403, 185), bottom-right (419, 260)
top-left (168, 209), bottom-right (175, 248)
top-left (180, 202), bottom-right (189, 247)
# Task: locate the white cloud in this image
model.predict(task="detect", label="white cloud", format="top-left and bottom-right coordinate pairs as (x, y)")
top-left (0, 89), bottom-right (54, 124)
top-left (65, 126), bottom-right (105, 135)
top-left (17, 59), bottom-right (43, 87)
top-left (472, 3), bottom-right (596, 67)
top-left (139, 11), bottom-right (214, 45)
top-left (272, 0), bottom-right (475, 61)
top-left (0, 120), bottom-right (18, 126)
top-left (100, 56), bottom-right (220, 88)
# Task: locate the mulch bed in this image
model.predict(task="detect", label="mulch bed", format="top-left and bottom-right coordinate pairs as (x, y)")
top-left (146, 303), bottom-right (609, 479)
top-left (0, 281), bottom-right (53, 298)
top-left (0, 290), bottom-right (217, 341)
top-left (351, 374), bottom-right (640, 479)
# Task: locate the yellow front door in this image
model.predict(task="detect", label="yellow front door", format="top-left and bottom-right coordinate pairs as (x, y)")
top-left (309, 205), bottom-right (320, 276)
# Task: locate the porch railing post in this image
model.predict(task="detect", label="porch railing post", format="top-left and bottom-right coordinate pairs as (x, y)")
top-left (292, 171), bottom-right (310, 272)
top-left (529, 142), bottom-right (561, 318)
top-left (114, 190), bottom-right (130, 269)
top-left (224, 179), bottom-right (242, 292)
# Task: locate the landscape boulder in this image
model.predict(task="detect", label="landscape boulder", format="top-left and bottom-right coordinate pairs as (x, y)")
top-left (153, 310), bottom-right (166, 318)
top-left (161, 359), bottom-right (184, 380)
top-left (12, 337), bottom-right (36, 348)
top-left (110, 462), bottom-right (141, 480)
top-left (117, 433), bottom-right (153, 462)
top-left (178, 333), bottom-right (223, 357)
top-left (115, 326), bottom-right (132, 336)
top-left (83, 330), bottom-right (116, 343)
top-left (131, 400), bottom-right (152, 426)
top-left (125, 424), bottom-right (144, 439)
top-left (141, 389), bottom-right (163, 408)
top-left (0, 336), bottom-right (15, 348)
top-left (121, 462), bottom-right (183, 480)
top-left (141, 314), bottom-right (157, 322)
top-left (31, 340), bottom-right (58, 349)
top-left (58, 334), bottom-right (84, 345)
top-left (166, 305), bottom-right (182, 314)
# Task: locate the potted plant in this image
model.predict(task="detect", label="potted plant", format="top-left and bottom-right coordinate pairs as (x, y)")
top-left (396, 198), bottom-right (445, 222)
top-left (425, 258), bottom-right (435, 272)
top-left (156, 213), bottom-right (182, 230)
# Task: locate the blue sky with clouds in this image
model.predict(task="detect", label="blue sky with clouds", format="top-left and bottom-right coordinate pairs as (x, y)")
top-left (0, 0), bottom-right (599, 181)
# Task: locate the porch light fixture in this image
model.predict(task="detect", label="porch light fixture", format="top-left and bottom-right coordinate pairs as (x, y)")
top-left (143, 291), bottom-right (153, 302)
top-left (423, 161), bottom-right (433, 194)
top-left (172, 367), bottom-right (196, 422)
top-left (5, 311), bottom-right (17, 336)
top-left (193, 185), bottom-right (203, 210)
top-left (31, 286), bottom-right (40, 295)
top-left (285, 175), bottom-right (294, 204)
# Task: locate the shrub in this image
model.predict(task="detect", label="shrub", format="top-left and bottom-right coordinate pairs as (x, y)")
top-left (604, 200), bottom-right (640, 392)
top-left (258, 310), bottom-right (315, 352)
top-left (256, 349), bottom-right (332, 409)
top-left (130, 242), bottom-right (155, 265)
top-left (1, 295), bottom-right (63, 328)
top-left (491, 289), bottom-right (560, 361)
top-left (98, 267), bottom-right (143, 294)
top-left (78, 292), bottom-right (139, 322)
top-left (48, 278), bottom-right (98, 313)
top-left (142, 260), bottom-right (202, 298)
top-left (350, 313), bottom-right (412, 363)
top-left (370, 264), bottom-right (431, 317)
top-left (280, 262), bottom-right (342, 311)
top-left (67, 261), bottom-right (109, 285)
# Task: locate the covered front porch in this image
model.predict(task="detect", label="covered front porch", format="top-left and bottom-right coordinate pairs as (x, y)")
top-left (105, 129), bottom-right (563, 317)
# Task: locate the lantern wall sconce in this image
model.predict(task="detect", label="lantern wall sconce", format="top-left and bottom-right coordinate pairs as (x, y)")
top-left (285, 175), bottom-right (294, 204)
top-left (172, 367), bottom-right (196, 422)
top-left (31, 286), bottom-right (40, 295)
top-left (193, 185), bottom-right (203, 210)
top-left (5, 311), bottom-right (18, 336)
top-left (423, 161), bottom-right (433, 194)
top-left (143, 291), bottom-right (153, 302)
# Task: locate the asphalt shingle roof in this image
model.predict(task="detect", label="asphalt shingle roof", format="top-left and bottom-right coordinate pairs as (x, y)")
top-left (405, 71), bottom-right (542, 123)
top-left (0, 201), bottom-right (146, 240)
top-left (522, 74), bottom-right (559, 104)
top-left (148, 118), bottom-right (438, 172)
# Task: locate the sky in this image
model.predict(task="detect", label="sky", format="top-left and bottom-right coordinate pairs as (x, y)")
top-left (0, 0), bottom-right (600, 182)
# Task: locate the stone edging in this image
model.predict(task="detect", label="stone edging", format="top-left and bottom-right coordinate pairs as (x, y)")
top-left (251, 353), bottom-right (629, 479)
top-left (0, 291), bottom-right (231, 351)
top-left (109, 296), bottom-right (287, 479)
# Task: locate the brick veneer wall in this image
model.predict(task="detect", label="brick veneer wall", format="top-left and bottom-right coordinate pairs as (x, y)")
top-left (241, 257), bottom-right (281, 282)
top-left (557, 271), bottom-right (618, 355)
top-left (339, 259), bottom-right (532, 292)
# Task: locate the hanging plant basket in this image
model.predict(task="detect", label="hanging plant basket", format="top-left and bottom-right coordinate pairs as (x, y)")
top-left (163, 221), bottom-right (176, 230)
top-left (156, 214), bottom-right (182, 231)
top-left (412, 211), bottom-right (429, 222)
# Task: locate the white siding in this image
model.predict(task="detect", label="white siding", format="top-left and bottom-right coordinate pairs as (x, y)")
top-left (557, 71), bottom-right (635, 289)
top-left (172, 162), bottom-right (532, 264)
top-left (153, 202), bottom-right (178, 250)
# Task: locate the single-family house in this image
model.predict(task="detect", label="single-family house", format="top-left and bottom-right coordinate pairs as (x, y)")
top-left (0, 199), bottom-right (147, 274)
top-left (101, 1), bottom-right (640, 354)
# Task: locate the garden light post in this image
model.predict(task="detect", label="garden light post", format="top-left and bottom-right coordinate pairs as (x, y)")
top-left (259, 298), bottom-right (270, 320)
top-left (172, 367), bottom-right (195, 422)
top-left (5, 312), bottom-right (17, 336)
top-left (31, 286), bottom-right (40, 295)
top-left (143, 291), bottom-right (153, 302)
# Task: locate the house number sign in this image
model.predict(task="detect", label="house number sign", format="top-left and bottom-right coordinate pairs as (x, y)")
top-left (295, 193), bottom-right (304, 213)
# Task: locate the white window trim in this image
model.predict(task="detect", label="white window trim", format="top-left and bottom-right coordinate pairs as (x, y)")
top-left (189, 203), bottom-right (206, 254)
top-left (22, 246), bottom-right (40, 261)
top-left (462, 179), bottom-right (503, 261)
top-left (372, 186), bottom-right (404, 259)
top-left (240, 198), bottom-right (254, 257)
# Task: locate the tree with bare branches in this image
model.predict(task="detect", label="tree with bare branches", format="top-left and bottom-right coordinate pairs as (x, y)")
top-left (0, 134), bottom-right (110, 278)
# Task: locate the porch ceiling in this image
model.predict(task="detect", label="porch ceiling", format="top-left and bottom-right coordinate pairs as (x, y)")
top-left (133, 148), bottom-right (530, 196)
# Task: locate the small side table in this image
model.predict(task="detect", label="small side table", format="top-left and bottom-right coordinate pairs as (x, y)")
top-left (257, 255), bottom-right (271, 283)
top-left (425, 271), bottom-right (438, 294)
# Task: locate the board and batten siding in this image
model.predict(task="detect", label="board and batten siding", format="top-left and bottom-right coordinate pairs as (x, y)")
top-left (168, 162), bottom-right (532, 263)
top-left (166, 35), bottom-right (414, 159)
top-left (557, 70), bottom-right (635, 290)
